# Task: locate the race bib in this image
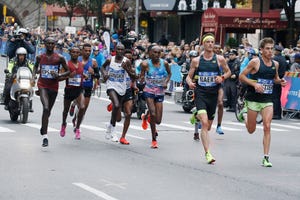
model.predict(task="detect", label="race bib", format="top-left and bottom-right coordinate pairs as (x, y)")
top-left (257, 78), bottom-right (274, 94)
top-left (108, 68), bottom-right (125, 82)
top-left (198, 72), bottom-right (218, 87)
top-left (83, 69), bottom-right (92, 82)
top-left (41, 65), bottom-right (59, 79)
top-left (147, 75), bottom-right (165, 87)
top-left (68, 74), bottom-right (81, 87)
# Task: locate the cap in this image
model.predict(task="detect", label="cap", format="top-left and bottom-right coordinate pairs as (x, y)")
top-left (229, 49), bottom-right (238, 56)
top-left (274, 45), bottom-right (283, 52)
top-left (294, 53), bottom-right (300, 59)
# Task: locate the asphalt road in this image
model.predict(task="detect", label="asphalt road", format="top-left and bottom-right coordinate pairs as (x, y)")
top-left (0, 83), bottom-right (300, 200)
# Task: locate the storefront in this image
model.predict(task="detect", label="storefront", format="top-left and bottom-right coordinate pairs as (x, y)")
top-left (142, 0), bottom-right (203, 43)
top-left (201, 8), bottom-right (287, 47)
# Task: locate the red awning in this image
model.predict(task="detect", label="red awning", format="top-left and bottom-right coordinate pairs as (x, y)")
top-left (202, 8), bottom-right (287, 30)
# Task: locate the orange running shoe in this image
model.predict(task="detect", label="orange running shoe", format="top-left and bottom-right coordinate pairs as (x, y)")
top-left (107, 102), bottom-right (113, 112)
top-left (151, 140), bottom-right (158, 149)
top-left (120, 137), bottom-right (130, 145)
top-left (141, 114), bottom-right (148, 130)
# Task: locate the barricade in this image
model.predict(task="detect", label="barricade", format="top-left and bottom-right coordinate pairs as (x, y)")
top-left (281, 72), bottom-right (300, 119)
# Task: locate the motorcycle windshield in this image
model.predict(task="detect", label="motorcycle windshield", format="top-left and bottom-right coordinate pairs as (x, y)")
top-left (17, 67), bottom-right (32, 79)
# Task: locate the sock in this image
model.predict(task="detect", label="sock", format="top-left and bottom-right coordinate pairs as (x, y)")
top-left (217, 124), bottom-right (221, 127)
top-left (194, 123), bottom-right (199, 133)
top-left (42, 134), bottom-right (48, 139)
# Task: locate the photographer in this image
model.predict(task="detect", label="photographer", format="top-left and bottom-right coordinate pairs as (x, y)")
top-left (6, 28), bottom-right (35, 60)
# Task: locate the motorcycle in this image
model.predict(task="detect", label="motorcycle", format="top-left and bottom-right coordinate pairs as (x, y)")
top-left (174, 63), bottom-right (195, 113)
top-left (5, 66), bottom-right (34, 123)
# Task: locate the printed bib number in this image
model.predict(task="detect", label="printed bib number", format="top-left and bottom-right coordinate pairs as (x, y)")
top-left (68, 74), bottom-right (81, 86)
top-left (257, 78), bottom-right (273, 94)
top-left (198, 72), bottom-right (218, 87)
top-left (83, 70), bottom-right (92, 82)
top-left (108, 68), bottom-right (125, 82)
top-left (146, 75), bottom-right (165, 87)
top-left (41, 65), bottom-right (59, 79)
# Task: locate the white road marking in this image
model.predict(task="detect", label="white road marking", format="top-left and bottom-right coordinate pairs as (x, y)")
top-left (224, 121), bottom-right (286, 131)
top-left (73, 182), bottom-right (119, 200)
top-left (160, 123), bottom-right (195, 131)
top-left (183, 122), bottom-right (241, 131)
top-left (76, 123), bottom-right (146, 140)
top-left (271, 122), bottom-right (300, 130)
top-left (0, 127), bottom-right (15, 132)
top-left (22, 123), bottom-right (59, 132)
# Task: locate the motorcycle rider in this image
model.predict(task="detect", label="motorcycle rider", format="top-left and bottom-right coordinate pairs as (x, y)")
top-left (3, 47), bottom-right (34, 111)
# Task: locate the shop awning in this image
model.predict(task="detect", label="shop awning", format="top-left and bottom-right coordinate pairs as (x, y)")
top-left (202, 8), bottom-right (287, 31)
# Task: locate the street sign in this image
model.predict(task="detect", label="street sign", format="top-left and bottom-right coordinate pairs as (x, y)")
top-left (65, 26), bottom-right (76, 34)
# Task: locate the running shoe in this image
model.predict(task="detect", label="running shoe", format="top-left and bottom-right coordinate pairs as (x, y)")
top-left (262, 157), bottom-right (272, 167)
top-left (42, 138), bottom-right (48, 147)
top-left (205, 151), bottom-right (216, 164)
top-left (194, 133), bottom-right (200, 140)
top-left (237, 107), bottom-right (247, 122)
top-left (111, 134), bottom-right (119, 142)
top-left (190, 110), bottom-right (197, 125)
top-left (60, 124), bottom-right (66, 137)
top-left (216, 126), bottom-right (224, 135)
top-left (75, 128), bottom-right (81, 140)
top-left (147, 115), bottom-right (151, 123)
top-left (107, 102), bottom-right (113, 112)
top-left (151, 140), bottom-right (158, 149)
top-left (69, 104), bottom-right (75, 116)
top-left (120, 137), bottom-right (130, 145)
top-left (141, 113), bottom-right (148, 130)
top-left (105, 124), bottom-right (112, 140)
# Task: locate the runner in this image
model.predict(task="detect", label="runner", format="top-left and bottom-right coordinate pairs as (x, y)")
top-left (71, 43), bottom-right (100, 128)
top-left (119, 49), bottom-right (138, 145)
top-left (213, 43), bottom-right (225, 135)
top-left (186, 33), bottom-right (231, 163)
top-left (60, 46), bottom-right (85, 140)
top-left (101, 44), bottom-right (137, 142)
top-left (33, 37), bottom-right (70, 147)
top-left (238, 37), bottom-right (287, 167)
top-left (139, 45), bottom-right (171, 148)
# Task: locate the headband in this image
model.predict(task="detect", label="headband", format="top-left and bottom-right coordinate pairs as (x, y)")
top-left (202, 35), bottom-right (215, 43)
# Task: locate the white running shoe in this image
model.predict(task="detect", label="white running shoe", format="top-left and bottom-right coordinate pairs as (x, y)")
top-left (111, 134), bottom-right (119, 142)
top-left (105, 124), bottom-right (113, 140)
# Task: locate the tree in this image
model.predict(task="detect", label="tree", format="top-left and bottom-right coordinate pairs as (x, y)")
top-left (282, 0), bottom-right (296, 46)
top-left (78, 0), bottom-right (98, 26)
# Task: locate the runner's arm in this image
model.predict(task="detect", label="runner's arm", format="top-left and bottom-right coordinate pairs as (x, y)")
top-left (186, 56), bottom-right (198, 89)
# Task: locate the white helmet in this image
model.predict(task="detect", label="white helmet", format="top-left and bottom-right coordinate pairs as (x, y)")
top-left (16, 47), bottom-right (27, 55)
top-left (18, 28), bottom-right (29, 35)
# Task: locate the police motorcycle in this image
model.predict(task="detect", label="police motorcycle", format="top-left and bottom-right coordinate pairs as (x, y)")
top-left (174, 50), bottom-right (198, 113)
top-left (4, 47), bottom-right (34, 123)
